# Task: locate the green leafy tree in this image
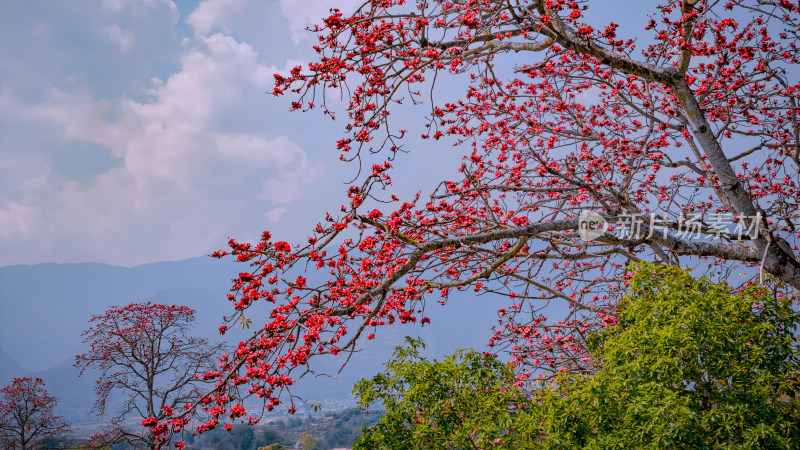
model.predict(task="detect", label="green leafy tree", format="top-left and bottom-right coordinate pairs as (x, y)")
top-left (355, 265), bottom-right (799, 448)
top-left (354, 337), bottom-right (534, 449)
top-left (298, 434), bottom-right (317, 450)
top-left (532, 263), bottom-right (800, 448)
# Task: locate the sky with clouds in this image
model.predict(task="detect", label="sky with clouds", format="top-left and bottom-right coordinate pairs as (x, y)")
top-left (0, 0), bottom-right (663, 268)
top-left (0, 0), bottom-right (378, 266)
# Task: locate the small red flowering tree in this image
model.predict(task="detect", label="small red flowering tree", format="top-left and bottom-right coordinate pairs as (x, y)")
top-left (0, 377), bottom-right (71, 450)
top-left (167, 0), bottom-right (799, 435)
top-left (76, 303), bottom-right (223, 449)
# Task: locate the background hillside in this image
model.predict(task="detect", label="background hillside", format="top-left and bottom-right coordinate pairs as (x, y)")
top-left (0, 257), bottom-right (499, 424)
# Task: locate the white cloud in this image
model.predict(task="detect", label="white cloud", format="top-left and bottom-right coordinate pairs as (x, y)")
top-left (264, 207), bottom-right (288, 223)
top-left (278, 0), bottom-right (363, 42)
top-left (99, 25), bottom-right (136, 53)
top-left (101, 0), bottom-right (179, 23)
top-left (0, 33), bottom-right (324, 266)
top-left (187, 0), bottom-right (248, 37)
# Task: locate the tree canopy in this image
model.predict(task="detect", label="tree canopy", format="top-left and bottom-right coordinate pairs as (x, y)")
top-left (353, 337), bottom-right (531, 448)
top-left (0, 377), bottom-right (71, 450)
top-left (355, 263), bottom-right (800, 448)
top-left (75, 303), bottom-right (223, 449)
top-left (160, 0), bottom-right (799, 436)
top-left (532, 263), bottom-right (800, 448)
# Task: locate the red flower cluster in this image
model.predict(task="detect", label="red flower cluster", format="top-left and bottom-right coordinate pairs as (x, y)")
top-left (156, 0), bottom-right (800, 439)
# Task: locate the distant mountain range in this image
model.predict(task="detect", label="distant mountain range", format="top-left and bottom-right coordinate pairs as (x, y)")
top-left (0, 346), bottom-right (24, 386)
top-left (0, 257), bottom-right (499, 424)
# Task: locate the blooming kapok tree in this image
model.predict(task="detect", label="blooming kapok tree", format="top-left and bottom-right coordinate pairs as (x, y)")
top-left (170, 0), bottom-right (798, 436)
top-left (76, 303), bottom-right (223, 449)
top-left (0, 377), bottom-right (71, 450)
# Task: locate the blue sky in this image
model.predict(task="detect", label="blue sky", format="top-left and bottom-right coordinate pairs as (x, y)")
top-left (0, 0), bottom-right (372, 266)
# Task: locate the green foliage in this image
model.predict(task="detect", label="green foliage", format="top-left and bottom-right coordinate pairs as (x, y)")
top-left (533, 263), bottom-right (800, 448)
top-left (355, 265), bottom-right (800, 449)
top-left (353, 337), bottom-right (534, 448)
top-left (257, 444), bottom-right (284, 450)
top-left (298, 434), bottom-right (317, 450)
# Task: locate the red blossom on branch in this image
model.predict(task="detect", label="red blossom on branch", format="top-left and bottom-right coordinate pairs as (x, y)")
top-left (178, 0), bottom-right (799, 434)
top-left (76, 303), bottom-right (223, 449)
top-left (0, 377), bottom-right (71, 449)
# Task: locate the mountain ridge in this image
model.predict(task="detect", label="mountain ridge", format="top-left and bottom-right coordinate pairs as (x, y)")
top-left (0, 257), bottom-right (499, 423)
